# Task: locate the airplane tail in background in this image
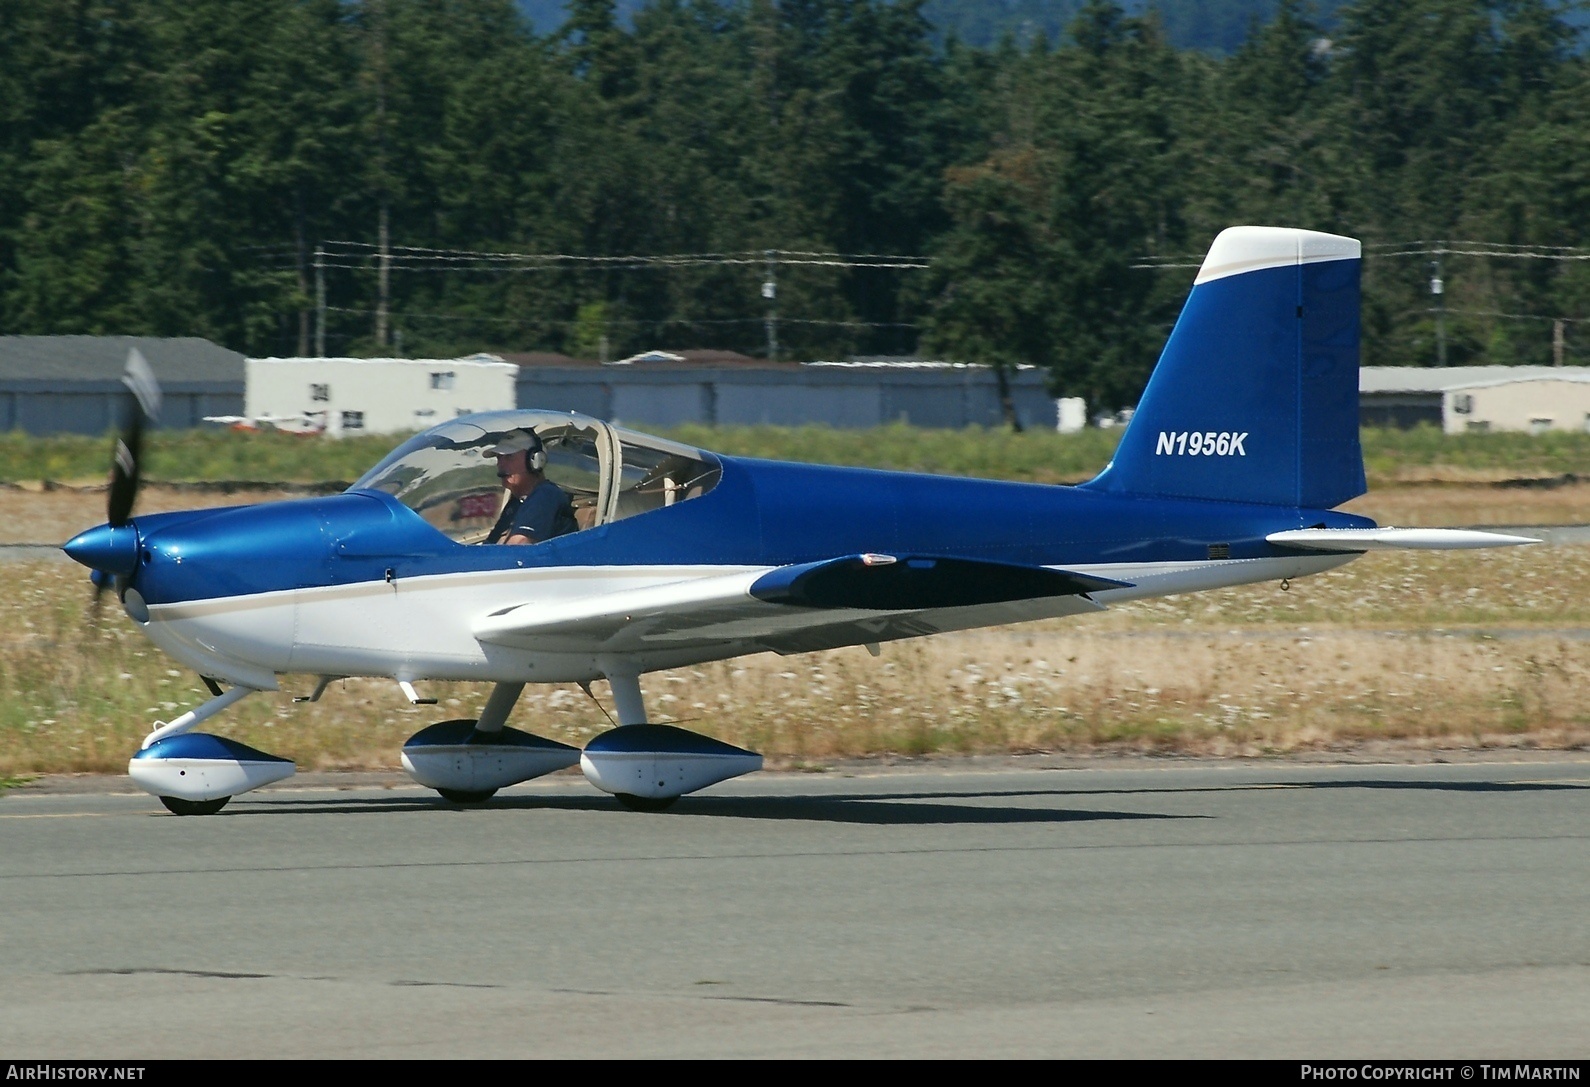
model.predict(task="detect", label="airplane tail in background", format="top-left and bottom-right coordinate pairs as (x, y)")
top-left (1082, 226), bottom-right (1366, 510)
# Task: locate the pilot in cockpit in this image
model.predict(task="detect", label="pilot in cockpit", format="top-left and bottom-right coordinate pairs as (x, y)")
top-left (484, 429), bottom-right (579, 545)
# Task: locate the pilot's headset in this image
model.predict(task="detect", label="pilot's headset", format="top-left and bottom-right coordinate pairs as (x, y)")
top-left (488, 429), bottom-right (547, 471)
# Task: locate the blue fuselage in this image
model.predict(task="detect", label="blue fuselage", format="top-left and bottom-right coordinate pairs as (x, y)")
top-left (120, 455), bottom-right (1373, 607)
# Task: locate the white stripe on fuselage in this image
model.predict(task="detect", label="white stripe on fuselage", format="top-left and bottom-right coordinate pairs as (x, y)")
top-left (137, 553), bottom-right (1358, 686)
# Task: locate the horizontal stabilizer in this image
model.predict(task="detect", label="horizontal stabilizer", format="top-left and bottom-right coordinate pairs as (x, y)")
top-left (473, 556), bottom-right (1128, 653)
top-left (1267, 527), bottom-right (1539, 552)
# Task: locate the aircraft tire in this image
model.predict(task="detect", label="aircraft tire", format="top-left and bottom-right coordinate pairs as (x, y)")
top-left (159, 795), bottom-right (230, 816)
top-left (615, 793), bottom-right (677, 813)
top-left (437, 788), bottom-right (497, 804)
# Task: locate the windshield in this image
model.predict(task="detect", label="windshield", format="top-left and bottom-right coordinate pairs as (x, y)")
top-left (351, 409), bottom-right (719, 543)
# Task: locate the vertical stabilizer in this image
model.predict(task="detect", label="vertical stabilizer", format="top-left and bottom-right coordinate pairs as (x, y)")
top-left (1083, 226), bottom-right (1365, 509)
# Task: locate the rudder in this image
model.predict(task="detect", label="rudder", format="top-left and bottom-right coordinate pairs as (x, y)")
top-left (1083, 226), bottom-right (1365, 509)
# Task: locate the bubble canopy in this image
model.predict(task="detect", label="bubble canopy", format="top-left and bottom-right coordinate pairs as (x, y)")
top-left (350, 409), bottom-right (721, 544)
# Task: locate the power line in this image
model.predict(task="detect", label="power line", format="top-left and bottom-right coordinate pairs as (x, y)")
top-left (1135, 239), bottom-right (1590, 270)
top-left (1439, 307), bottom-right (1587, 323)
top-left (1369, 241), bottom-right (1590, 261)
top-left (295, 241), bottom-right (930, 356)
top-left (293, 241), bottom-right (930, 272)
top-left (325, 304), bottom-right (917, 330)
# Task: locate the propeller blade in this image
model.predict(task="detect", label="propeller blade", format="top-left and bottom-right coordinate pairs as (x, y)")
top-left (106, 348), bottom-right (161, 528)
top-left (90, 569), bottom-right (110, 618)
top-left (122, 347), bottom-right (162, 421)
top-left (107, 404), bottom-right (142, 527)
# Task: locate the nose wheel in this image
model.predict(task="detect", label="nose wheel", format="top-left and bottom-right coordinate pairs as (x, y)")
top-left (159, 795), bottom-right (231, 816)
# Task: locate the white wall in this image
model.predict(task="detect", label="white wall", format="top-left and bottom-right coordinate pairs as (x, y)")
top-left (246, 357), bottom-right (518, 436)
top-left (1443, 378), bottom-right (1590, 435)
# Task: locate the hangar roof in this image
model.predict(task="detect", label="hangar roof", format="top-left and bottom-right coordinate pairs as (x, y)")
top-left (0, 336), bottom-right (245, 386)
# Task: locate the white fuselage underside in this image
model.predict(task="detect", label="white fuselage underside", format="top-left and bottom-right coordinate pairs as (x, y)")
top-left (135, 552), bottom-right (1359, 689)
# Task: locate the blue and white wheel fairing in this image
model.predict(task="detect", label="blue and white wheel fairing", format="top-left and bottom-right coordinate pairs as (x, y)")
top-left (129, 733), bottom-right (295, 804)
top-left (401, 719), bottom-right (581, 800)
top-left (581, 724), bottom-right (762, 804)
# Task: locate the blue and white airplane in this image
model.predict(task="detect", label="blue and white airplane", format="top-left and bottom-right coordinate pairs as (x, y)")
top-left (63, 226), bottom-right (1535, 814)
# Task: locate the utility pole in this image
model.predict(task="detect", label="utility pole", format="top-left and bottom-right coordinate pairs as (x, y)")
top-left (295, 212), bottom-right (310, 357)
top-left (1430, 255), bottom-right (1447, 367)
top-left (370, 0), bottom-right (391, 350)
top-left (377, 205), bottom-right (390, 350)
top-left (1554, 318), bottom-right (1566, 367)
top-left (314, 245), bottom-right (326, 358)
top-left (762, 249), bottom-right (778, 362)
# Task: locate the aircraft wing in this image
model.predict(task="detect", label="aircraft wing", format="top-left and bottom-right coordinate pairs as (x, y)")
top-left (1266, 527), bottom-right (1539, 551)
top-left (472, 555), bottom-right (1130, 655)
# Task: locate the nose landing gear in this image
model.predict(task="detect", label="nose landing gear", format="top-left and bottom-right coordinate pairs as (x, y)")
top-left (128, 687), bottom-right (294, 815)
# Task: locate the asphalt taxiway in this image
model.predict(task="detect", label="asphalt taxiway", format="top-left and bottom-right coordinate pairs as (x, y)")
top-left (2, 758), bottom-right (1587, 1057)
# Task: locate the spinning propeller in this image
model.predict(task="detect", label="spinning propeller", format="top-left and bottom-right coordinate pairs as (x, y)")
top-left (65, 349), bottom-right (162, 612)
top-left (109, 347), bottom-right (160, 528)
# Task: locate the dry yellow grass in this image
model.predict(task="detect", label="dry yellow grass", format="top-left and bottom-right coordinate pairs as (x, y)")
top-left (1340, 482), bottom-right (1590, 528)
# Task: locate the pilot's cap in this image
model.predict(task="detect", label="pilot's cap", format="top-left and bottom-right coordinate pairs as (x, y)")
top-left (486, 429), bottom-right (542, 456)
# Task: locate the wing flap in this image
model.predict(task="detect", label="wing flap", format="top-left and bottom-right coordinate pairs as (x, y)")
top-left (754, 594), bottom-right (1109, 656)
top-left (750, 554), bottom-right (1128, 609)
top-left (1267, 527), bottom-right (1540, 552)
top-left (473, 555), bottom-right (1128, 653)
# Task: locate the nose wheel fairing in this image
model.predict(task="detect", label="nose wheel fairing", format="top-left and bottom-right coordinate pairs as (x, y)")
top-left (129, 733), bottom-right (295, 804)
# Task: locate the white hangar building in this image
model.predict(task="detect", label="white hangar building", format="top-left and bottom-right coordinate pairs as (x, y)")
top-left (245, 355), bottom-right (519, 436)
top-left (1359, 366), bottom-right (1590, 434)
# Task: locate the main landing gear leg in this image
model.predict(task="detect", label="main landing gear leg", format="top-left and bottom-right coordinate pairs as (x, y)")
top-left (606, 670), bottom-right (648, 728)
top-left (475, 681), bottom-right (524, 735)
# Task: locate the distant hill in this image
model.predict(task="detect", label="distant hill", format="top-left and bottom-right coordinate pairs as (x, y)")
top-left (516, 0), bottom-right (1351, 54)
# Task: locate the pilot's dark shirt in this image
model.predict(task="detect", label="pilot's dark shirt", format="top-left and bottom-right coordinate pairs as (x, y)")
top-left (487, 480), bottom-right (578, 544)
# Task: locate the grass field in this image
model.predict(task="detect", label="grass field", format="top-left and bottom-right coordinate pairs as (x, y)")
top-left (2, 422), bottom-right (1584, 776)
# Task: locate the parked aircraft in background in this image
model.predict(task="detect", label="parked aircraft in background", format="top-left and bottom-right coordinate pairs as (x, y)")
top-left (64, 227), bottom-right (1535, 814)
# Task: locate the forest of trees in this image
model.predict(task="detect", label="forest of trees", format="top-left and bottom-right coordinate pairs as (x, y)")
top-left (2, 0), bottom-right (1588, 410)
